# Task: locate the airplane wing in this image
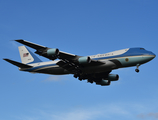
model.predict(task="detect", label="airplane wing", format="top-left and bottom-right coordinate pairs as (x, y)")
top-left (15, 39), bottom-right (80, 60)
top-left (15, 39), bottom-right (105, 73)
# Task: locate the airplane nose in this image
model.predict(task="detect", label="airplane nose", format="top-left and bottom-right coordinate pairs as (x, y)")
top-left (141, 51), bottom-right (156, 63)
top-left (147, 52), bottom-right (156, 61)
top-left (150, 52), bottom-right (156, 58)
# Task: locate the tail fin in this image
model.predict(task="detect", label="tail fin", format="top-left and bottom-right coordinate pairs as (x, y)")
top-left (18, 46), bottom-right (42, 64)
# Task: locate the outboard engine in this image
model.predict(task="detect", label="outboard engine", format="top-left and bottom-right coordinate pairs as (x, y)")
top-left (47, 48), bottom-right (59, 56)
top-left (107, 74), bottom-right (119, 81)
top-left (96, 80), bottom-right (111, 86)
top-left (96, 74), bottom-right (119, 86)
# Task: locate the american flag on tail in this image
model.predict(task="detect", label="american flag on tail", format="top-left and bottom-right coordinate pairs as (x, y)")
top-left (23, 53), bottom-right (29, 57)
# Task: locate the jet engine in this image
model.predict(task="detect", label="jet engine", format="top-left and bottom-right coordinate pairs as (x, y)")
top-left (78, 56), bottom-right (91, 64)
top-left (96, 74), bottom-right (119, 86)
top-left (96, 80), bottom-right (111, 86)
top-left (107, 74), bottom-right (119, 81)
top-left (47, 48), bottom-right (59, 56)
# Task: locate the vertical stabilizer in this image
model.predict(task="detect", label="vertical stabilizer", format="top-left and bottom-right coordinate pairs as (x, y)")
top-left (18, 46), bottom-right (42, 64)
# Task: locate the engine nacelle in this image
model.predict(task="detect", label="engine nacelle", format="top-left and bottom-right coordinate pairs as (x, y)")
top-left (78, 56), bottom-right (91, 64)
top-left (96, 80), bottom-right (111, 86)
top-left (47, 48), bottom-right (59, 56)
top-left (107, 74), bottom-right (119, 81)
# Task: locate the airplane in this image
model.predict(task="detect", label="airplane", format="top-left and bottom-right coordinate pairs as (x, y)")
top-left (3, 39), bottom-right (156, 86)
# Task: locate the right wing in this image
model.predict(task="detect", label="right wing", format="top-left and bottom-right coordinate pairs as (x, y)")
top-left (15, 39), bottom-right (80, 60)
top-left (15, 39), bottom-right (106, 74)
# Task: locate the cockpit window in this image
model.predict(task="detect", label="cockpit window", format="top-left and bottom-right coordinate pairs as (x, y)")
top-left (140, 48), bottom-right (145, 50)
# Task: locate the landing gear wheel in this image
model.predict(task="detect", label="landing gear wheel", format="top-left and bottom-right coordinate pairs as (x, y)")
top-left (135, 69), bottom-right (139, 73)
top-left (73, 74), bottom-right (78, 78)
top-left (78, 77), bottom-right (82, 81)
top-left (73, 72), bottom-right (80, 78)
top-left (88, 79), bottom-right (93, 83)
top-left (135, 64), bottom-right (140, 73)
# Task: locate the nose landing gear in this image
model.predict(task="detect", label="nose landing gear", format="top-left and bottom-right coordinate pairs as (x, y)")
top-left (135, 64), bottom-right (140, 73)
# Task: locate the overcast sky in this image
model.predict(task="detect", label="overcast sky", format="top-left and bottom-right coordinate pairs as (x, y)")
top-left (1, 0), bottom-right (158, 120)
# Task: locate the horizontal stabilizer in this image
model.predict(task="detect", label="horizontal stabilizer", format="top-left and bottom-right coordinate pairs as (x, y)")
top-left (3, 59), bottom-right (33, 68)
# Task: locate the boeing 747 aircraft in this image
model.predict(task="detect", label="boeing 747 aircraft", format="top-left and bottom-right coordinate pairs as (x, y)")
top-left (4, 40), bottom-right (156, 86)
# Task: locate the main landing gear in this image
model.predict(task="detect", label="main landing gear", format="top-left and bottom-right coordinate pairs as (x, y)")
top-left (135, 64), bottom-right (140, 73)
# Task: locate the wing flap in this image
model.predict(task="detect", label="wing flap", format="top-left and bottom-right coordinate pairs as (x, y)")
top-left (57, 60), bottom-right (77, 72)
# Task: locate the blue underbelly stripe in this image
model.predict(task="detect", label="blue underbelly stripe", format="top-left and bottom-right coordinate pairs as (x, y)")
top-left (25, 63), bottom-right (57, 71)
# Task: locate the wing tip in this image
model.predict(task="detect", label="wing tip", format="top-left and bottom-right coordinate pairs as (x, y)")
top-left (3, 58), bottom-right (8, 61)
top-left (15, 39), bottom-right (24, 42)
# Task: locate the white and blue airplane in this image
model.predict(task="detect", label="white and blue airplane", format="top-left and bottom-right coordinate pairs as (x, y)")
top-left (4, 40), bottom-right (156, 86)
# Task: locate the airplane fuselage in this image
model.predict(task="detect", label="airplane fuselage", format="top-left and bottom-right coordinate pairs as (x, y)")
top-left (20, 47), bottom-right (155, 75)
top-left (4, 39), bottom-right (156, 86)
